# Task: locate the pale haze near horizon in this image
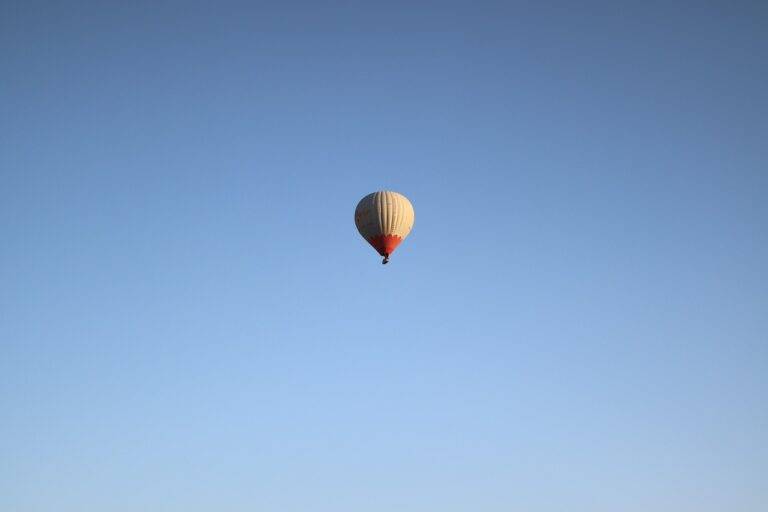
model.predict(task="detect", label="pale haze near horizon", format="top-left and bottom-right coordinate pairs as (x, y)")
top-left (1, 2), bottom-right (767, 511)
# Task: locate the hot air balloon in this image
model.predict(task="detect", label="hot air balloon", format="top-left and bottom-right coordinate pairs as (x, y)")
top-left (354, 191), bottom-right (414, 264)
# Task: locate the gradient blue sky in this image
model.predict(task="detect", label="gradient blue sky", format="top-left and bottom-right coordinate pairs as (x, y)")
top-left (2, 2), bottom-right (767, 511)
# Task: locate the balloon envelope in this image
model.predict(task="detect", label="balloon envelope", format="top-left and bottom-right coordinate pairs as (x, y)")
top-left (355, 191), bottom-right (414, 262)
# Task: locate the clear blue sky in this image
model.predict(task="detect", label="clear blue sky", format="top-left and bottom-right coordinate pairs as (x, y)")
top-left (2, 2), bottom-right (767, 511)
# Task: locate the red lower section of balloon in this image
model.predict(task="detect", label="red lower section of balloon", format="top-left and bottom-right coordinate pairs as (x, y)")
top-left (367, 235), bottom-right (403, 256)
